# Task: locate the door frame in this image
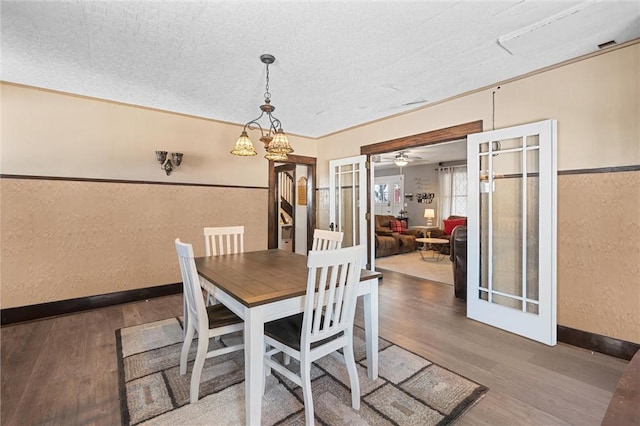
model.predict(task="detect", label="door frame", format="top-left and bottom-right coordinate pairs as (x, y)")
top-left (360, 120), bottom-right (484, 258)
top-left (268, 154), bottom-right (317, 251)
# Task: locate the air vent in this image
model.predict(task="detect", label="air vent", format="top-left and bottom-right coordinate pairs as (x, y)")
top-left (402, 99), bottom-right (429, 106)
top-left (497, 1), bottom-right (597, 55)
top-left (597, 40), bottom-right (616, 49)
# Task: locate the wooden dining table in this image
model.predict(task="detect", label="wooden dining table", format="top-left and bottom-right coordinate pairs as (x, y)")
top-left (194, 249), bottom-right (381, 426)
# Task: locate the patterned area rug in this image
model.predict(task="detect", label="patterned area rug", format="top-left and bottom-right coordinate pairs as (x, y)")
top-left (116, 318), bottom-right (487, 425)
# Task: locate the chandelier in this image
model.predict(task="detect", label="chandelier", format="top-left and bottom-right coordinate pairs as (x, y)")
top-left (231, 54), bottom-right (293, 161)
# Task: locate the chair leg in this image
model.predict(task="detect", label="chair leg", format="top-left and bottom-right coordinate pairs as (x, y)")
top-left (180, 323), bottom-right (196, 375)
top-left (263, 344), bottom-right (270, 397)
top-left (343, 342), bottom-right (361, 410)
top-left (190, 332), bottom-right (209, 404)
top-left (300, 359), bottom-right (315, 426)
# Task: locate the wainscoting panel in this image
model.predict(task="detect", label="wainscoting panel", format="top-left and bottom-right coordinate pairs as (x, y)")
top-left (319, 168), bottom-right (639, 345)
top-left (557, 170), bottom-right (640, 344)
top-left (0, 178), bottom-right (267, 309)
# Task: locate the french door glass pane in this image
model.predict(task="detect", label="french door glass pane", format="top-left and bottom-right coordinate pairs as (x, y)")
top-left (339, 167), bottom-right (354, 247)
top-left (492, 149), bottom-right (523, 301)
top-left (479, 155), bottom-right (489, 291)
top-left (526, 147), bottom-right (540, 308)
top-left (478, 134), bottom-right (542, 314)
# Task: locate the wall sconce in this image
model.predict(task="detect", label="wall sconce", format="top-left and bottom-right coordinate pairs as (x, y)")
top-left (155, 151), bottom-right (183, 176)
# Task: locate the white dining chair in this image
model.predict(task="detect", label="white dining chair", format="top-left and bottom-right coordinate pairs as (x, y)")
top-left (311, 229), bottom-right (344, 251)
top-left (203, 226), bottom-right (245, 305)
top-left (175, 238), bottom-right (244, 404)
top-left (263, 245), bottom-right (364, 425)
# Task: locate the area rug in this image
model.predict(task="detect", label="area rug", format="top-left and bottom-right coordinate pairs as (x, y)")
top-left (116, 317), bottom-right (487, 425)
top-left (376, 251), bottom-right (454, 285)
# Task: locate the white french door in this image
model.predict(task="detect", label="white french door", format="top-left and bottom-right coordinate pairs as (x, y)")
top-left (329, 155), bottom-right (373, 268)
top-left (467, 119), bottom-right (557, 345)
top-left (374, 175), bottom-right (404, 216)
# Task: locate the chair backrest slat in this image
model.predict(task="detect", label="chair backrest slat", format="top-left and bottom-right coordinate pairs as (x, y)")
top-left (302, 246), bottom-right (364, 346)
top-left (175, 239), bottom-right (208, 330)
top-left (204, 226), bottom-right (245, 256)
top-left (312, 229), bottom-right (344, 251)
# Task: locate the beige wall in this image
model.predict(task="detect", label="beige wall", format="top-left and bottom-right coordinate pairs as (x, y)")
top-left (0, 83), bottom-right (316, 308)
top-left (0, 83), bottom-right (317, 186)
top-left (317, 42), bottom-right (640, 186)
top-left (315, 42), bottom-right (640, 343)
top-left (1, 43), bottom-right (639, 344)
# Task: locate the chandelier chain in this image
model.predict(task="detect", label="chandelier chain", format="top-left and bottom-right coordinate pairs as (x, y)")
top-left (264, 63), bottom-right (271, 101)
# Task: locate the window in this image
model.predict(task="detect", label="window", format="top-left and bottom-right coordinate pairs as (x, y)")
top-left (438, 165), bottom-right (467, 222)
top-left (451, 167), bottom-right (467, 215)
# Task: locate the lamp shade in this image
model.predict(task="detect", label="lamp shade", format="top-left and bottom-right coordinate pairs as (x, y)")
top-left (267, 130), bottom-right (294, 154)
top-left (394, 159), bottom-right (408, 167)
top-left (424, 209), bottom-right (435, 219)
top-left (231, 131), bottom-right (257, 156)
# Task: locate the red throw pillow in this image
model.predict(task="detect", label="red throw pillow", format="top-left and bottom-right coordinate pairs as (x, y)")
top-left (389, 219), bottom-right (408, 234)
top-left (443, 218), bottom-right (466, 235)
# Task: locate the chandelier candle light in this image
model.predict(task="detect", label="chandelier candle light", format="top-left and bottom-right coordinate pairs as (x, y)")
top-left (231, 54), bottom-right (293, 161)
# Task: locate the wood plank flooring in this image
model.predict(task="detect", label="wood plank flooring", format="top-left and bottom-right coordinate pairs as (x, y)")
top-left (1, 270), bottom-right (629, 425)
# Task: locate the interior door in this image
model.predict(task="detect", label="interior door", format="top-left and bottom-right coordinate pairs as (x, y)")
top-left (374, 175), bottom-right (404, 216)
top-left (329, 155), bottom-right (372, 268)
top-left (467, 119), bottom-right (557, 346)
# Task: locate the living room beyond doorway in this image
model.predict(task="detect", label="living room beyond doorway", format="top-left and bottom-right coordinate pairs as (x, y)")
top-left (372, 140), bottom-right (469, 287)
top-left (376, 249), bottom-right (454, 285)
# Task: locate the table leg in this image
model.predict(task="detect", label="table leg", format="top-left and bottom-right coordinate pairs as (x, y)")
top-left (244, 307), bottom-right (265, 425)
top-left (363, 278), bottom-right (379, 380)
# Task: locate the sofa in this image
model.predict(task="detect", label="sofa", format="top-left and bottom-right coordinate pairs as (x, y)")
top-left (374, 215), bottom-right (422, 258)
top-left (429, 215), bottom-right (467, 255)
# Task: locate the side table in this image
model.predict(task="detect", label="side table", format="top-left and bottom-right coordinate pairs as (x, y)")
top-left (415, 237), bottom-right (449, 262)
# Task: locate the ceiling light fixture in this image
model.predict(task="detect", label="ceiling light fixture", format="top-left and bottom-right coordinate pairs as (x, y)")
top-left (231, 54), bottom-right (293, 161)
top-left (394, 153), bottom-right (409, 167)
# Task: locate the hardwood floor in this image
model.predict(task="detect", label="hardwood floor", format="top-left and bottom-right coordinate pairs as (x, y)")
top-left (1, 271), bottom-right (628, 425)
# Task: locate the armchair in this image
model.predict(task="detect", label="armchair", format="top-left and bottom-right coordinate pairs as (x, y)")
top-left (429, 215), bottom-right (467, 255)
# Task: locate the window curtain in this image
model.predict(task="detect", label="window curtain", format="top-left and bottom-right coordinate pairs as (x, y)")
top-left (438, 166), bottom-right (468, 226)
top-left (438, 167), bottom-right (453, 227)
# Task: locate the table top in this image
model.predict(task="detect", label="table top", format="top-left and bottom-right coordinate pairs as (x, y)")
top-left (195, 249), bottom-right (381, 308)
top-left (415, 237), bottom-right (449, 244)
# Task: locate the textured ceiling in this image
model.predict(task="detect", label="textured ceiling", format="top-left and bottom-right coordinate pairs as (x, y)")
top-left (2, 1), bottom-right (639, 138)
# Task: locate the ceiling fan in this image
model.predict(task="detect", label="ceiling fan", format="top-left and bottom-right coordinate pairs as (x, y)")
top-left (377, 151), bottom-right (423, 167)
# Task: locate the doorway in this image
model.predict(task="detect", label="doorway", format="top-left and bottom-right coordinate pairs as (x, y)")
top-left (362, 121), bottom-right (483, 283)
top-left (268, 154), bottom-right (317, 252)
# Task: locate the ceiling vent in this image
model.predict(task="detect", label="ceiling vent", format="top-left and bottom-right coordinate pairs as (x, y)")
top-left (497, 1), bottom-right (599, 55)
top-left (597, 40), bottom-right (617, 49)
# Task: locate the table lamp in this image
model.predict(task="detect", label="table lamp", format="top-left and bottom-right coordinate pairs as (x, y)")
top-left (424, 208), bottom-right (435, 227)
